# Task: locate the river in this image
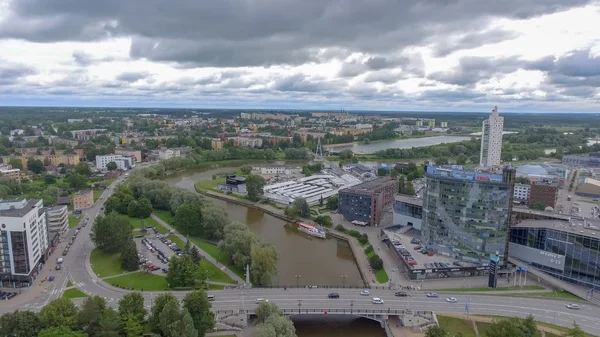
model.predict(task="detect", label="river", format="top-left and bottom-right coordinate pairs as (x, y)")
top-left (324, 135), bottom-right (471, 154)
top-left (162, 162), bottom-right (364, 287)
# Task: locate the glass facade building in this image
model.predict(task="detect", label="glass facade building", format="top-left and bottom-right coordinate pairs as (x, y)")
top-left (422, 166), bottom-right (511, 261)
top-left (510, 222), bottom-right (600, 290)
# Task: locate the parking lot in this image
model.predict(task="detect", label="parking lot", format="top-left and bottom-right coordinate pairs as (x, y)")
top-left (385, 230), bottom-right (465, 269)
top-left (135, 228), bottom-right (182, 275)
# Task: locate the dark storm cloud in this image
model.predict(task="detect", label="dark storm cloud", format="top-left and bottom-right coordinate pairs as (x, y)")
top-left (0, 63), bottom-right (37, 85)
top-left (72, 51), bottom-right (115, 66)
top-left (432, 29), bottom-right (519, 57)
top-left (428, 56), bottom-right (527, 86)
top-left (0, 0), bottom-right (591, 67)
top-left (271, 74), bottom-right (336, 93)
top-left (116, 71), bottom-right (151, 83)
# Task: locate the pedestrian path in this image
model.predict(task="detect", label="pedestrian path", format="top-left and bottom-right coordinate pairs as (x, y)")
top-left (151, 214), bottom-right (245, 285)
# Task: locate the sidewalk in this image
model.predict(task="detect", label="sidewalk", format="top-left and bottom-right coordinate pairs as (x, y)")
top-left (151, 214), bottom-right (245, 285)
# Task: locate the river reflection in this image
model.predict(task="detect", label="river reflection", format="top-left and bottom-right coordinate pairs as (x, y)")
top-left (163, 164), bottom-right (363, 287)
top-left (293, 316), bottom-right (386, 337)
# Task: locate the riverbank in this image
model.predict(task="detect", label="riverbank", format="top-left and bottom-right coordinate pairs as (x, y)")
top-left (195, 188), bottom-right (376, 287)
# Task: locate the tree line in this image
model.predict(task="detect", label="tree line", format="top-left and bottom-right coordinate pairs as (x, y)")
top-left (0, 291), bottom-right (214, 337)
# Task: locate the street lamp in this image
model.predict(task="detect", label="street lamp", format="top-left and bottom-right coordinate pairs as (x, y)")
top-left (295, 274), bottom-right (301, 288)
top-left (341, 275), bottom-right (347, 288)
top-left (298, 299), bottom-right (302, 314)
top-left (350, 300), bottom-right (355, 314)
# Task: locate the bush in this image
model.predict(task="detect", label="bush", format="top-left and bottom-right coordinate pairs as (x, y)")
top-left (334, 224), bottom-right (345, 232)
top-left (369, 255), bottom-right (384, 270)
top-left (364, 245), bottom-right (374, 254)
top-left (347, 229), bottom-right (361, 238)
top-left (358, 233), bottom-right (369, 245)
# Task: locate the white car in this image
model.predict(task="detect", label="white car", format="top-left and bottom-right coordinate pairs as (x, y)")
top-left (427, 292), bottom-right (439, 298)
top-left (256, 298), bottom-right (268, 304)
top-left (566, 303), bottom-right (581, 310)
top-left (446, 297), bottom-right (458, 303)
top-left (360, 290), bottom-right (370, 296)
top-left (372, 297), bottom-right (384, 304)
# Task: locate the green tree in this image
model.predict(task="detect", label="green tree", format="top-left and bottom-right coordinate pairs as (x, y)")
top-left (117, 292), bottom-right (146, 323)
top-left (127, 197), bottom-right (153, 218)
top-left (190, 246), bottom-right (202, 265)
top-left (107, 161), bottom-right (118, 171)
top-left (167, 255), bottom-right (198, 288)
top-left (292, 198), bottom-right (310, 217)
top-left (183, 290), bottom-right (215, 336)
top-left (148, 293), bottom-right (179, 333)
top-left (172, 310), bottom-right (198, 337)
top-left (183, 238), bottom-right (192, 255)
top-left (240, 165), bottom-right (253, 175)
top-left (43, 174), bottom-right (57, 185)
top-left (0, 310), bottom-right (41, 337)
top-left (486, 318), bottom-right (526, 337)
top-left (37, 326), bottom-right (87, 337)
top-left (369, 255), bottom-right (384, 270)
top-left (67, 173), bottom-right (88, 188)
top-left (255, 324), bottom-right (277, 337)
top-left (26, 158), bottom-right (45, 174)
top-left (377, 167), bottom-right (388, 176)
top-left (43, 157), bottom-right (51, 166)
top-left (77, 295), bottom-right (107, 336)
top-left (122, 314), bottom-right (144, 337)
top-left (255, 302), bottom-right (283, 323)
top-left (121, 239), bottom-right (140, 271)
top-left (250, 242), bottom-right (279, 286)
top-left (174, 203), bottom-right (203, 236)
top-left (326, 194), bottom-right (338, 210)
top-left (261, 314), bottom-right (296, 337)
top-left (42, 186), bottom-right (59, 206)
top-left (339, 149), bottom-right (354, 160)
top-left (75, 162), bottom-right (92, 176)
top-left (530, 200), bottom-right (547, 211)
top-left (91, 212), bottom-right (132, 254)
top-left (38, 298), bottom-right (79, 329)
top-left (8, 158), bottom-right (23, 170)
top-left (200, 204), bottom-right (228, 240)
top-left (246, 174), bottom-right (266, 201)
top-left (96, 307), bottom-right (122, 337)
top-left (562, 321), bottom-right (586, 337)
top-left (425, 325), bottom-right (446, 337)
top-left (218, 222), bottom-right (260, 270)
top-left (456, 154), bottom-right (468, 165)
top-left (314, 215), bottom-right (332, 228)
top-left (159, 301), bottom-right (181, 335)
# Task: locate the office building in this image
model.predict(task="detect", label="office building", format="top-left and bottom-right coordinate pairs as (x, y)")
top-left (562, 154), bottom-right (600, 168)
top-left (393, 194), bottom-right (423, 230)
top-left (509, 218), bottom-right (600, 290)
top-left (422, 166), bottom-right (514, 260)
top-left (73, 190), bottom-right (94, 210)
top-left (44, 205), bottom-right (68, 234)
top-left (479, 106), bottom-right (504, 167)
top-left (0, 199), bottom-right (48, 286)
top-left (338, 177), bottom-right (397, 226)
top-left (529, 182), bottom-right (559, 208)
top-left (95, 154), bottom-right (135, 171)
top-left (513, 183), bottom-right (530, 203)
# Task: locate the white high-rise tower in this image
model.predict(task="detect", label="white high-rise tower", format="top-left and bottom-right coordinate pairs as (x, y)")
top-left (479, 106), bottom-right (504, 167)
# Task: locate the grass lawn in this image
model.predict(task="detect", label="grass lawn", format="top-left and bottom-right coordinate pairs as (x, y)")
top-left (93, 189), bottom-right (103, 202)
top-left (194, 178), bottom-right (224, 191)
top-left (68, 214), bottom-right (80, 228)
top-left (154, 210), bottom-right (175, 225)
top-left (62, 288), bottom-right (87, 299)
top-left (431, 285), bottom-right (545, 292)
top-left (509, 290), bottom-right (583, 301)
top-left (189, 238), bottom-right (245, 278)
top-left (90, 249), bottom-right (125, 278)
top-left (437, 315), bottom-right (477, 337)
top-left (106, 271), bottom-right (168, 291)
top-left (200, 259), bottom-right (235, 284)
top-left (475, 321), bottom-right (496, 337)
top-left (66, 280), bottom-right (73, 287)
top-left (375, 269), bottom-right (389, 283)
top-left (205, 284), bottom-right (226, 290)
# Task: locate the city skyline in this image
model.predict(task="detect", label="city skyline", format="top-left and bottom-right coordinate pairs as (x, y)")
top-left (0, 1), bottom-right (599, 111)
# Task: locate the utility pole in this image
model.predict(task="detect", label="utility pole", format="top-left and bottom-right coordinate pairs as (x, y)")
top-left (295, 274), bottom-right (301, 288)
top-left (341, 275), bottom-right (347, 288)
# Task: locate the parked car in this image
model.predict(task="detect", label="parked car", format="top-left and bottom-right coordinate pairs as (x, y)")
top-left (55, 265), bottom-right (61, 271)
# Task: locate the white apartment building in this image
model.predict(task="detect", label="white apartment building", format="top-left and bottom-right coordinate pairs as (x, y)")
top-left (257, 166), bottom-right (291, 175)
top-left (158, 148), bottom-right (181, 161)
top-left (96, 154), bottom-right (135, 171)
top-left (0, 164), bottom-right (21, 181)
top-left (480, 106), bottom-right (504, 167)
top-left (513, 183), bottom-right (531, 203)
top-left (45, 205), bottom-right (68, 234)
top-left (0, 199), bottom-right (48, 286)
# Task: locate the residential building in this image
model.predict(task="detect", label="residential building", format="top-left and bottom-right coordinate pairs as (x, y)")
top-left (479, 106), bottom-right (504, 167)
top-left (513, 183), bottom-right (531, 203)
top-left (2, 154), bottom-right (80, 168)
top-left (232, 137), bottom-right (263, 148)
top-left (158, 148), bottom-right (181, 161)
top-left (70, 129), bottom-right (106, 141)
top-left (311, 112), bottom-right (349, 118)
top-left (44, 205), bottom-right (68, 234)
top-left (73, 190), bottom-right (94, 210)
top-left (338, 176), bottom-right (397, 226)
top-left (211, 138), bottom-right (224, 150)
top-left (441, 122), bottom-right (448, 128)
top-left (529, 182), bottom-right (559, 208)
top-left (258, 166), bottom-right (291, 175)
top-left (114, 147), bottom-right (142, 162)
top-left (0, 199), bottom-right (48, 286)
top-left (509, 218), bottom-right (600, 290)
top-left (95, 155), bottom-right (135, 171)
top-left (393, 194), bottom-right (423, 230)
top-left (421, 166), bottom-right (515, 260)
top-left (0, 164), bottom-right (21, 181)
top-left (217, 175), bottom-right (247, 195)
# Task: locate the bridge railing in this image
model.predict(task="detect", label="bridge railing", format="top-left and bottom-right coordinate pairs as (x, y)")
top-left (255, 285), bottom-right (417, 290)
top-left (213, 308), bottom-right (434, 316)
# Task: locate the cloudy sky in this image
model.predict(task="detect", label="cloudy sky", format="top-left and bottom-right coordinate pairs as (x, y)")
top-left (1, 0), bottom-right (599, 112)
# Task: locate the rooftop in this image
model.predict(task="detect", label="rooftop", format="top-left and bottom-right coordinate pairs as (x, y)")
top-left (75, 190), bottom-right (93, 195)
top-left (514, 218), bottom-right (600, 240)
top-left (0, 199), bottom-right (41, 218)
top-left (341, 176), bottom-right (395, 195)
top-left (394, 194), bottom-right (423, 206)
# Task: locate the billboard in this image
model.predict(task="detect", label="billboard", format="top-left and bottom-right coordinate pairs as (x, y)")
top-left (508, 243), bottom-right (566, 272)
top-left (426, 166), bottom-right (503, 182)
top-left (488, 255), bottom-right (500, 288)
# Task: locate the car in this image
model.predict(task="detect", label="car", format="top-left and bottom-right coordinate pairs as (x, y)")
top-left (55, 265), bottom-right (61, 271)
top-left (427, 292), bottom-right (439, 298)
top-left (62, 250), bottom-right (68, 256)
top-left (446, 297), bottom-right (458, 303)
top-left (395, 292), bottom-right (410, 297)
top-left (360, 290), bottom-right (370, 296)
top-left (372, 297), bottom-right (384, 304)
top-left (566, 303), bottom-right (581, 310)
top-left (256, 298), bottom-right (268, 303)
top-left (328, 293), bottom-right (340, 299)
top-left (48, 276), bottom-right (55, 282)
